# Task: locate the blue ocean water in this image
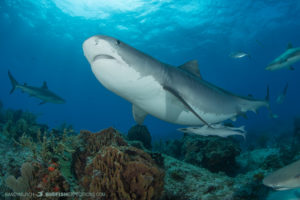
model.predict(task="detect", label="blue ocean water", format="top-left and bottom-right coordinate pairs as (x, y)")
top-left (1, 0), bottom-right (300, 140)
top-left (0, 0), bottom-right (300, 199)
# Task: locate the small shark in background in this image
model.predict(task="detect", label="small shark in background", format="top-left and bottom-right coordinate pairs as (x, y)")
top-left (83, 35), bottom-right (270, 126)
top-left (178, 124), bottom-right (246, 139)
top-left (229, 51), bottom-right (251, 59)
top-left (276, 83), bottom-right (288, 104)
top-left (266, 43), bottom-right (300, 71)
top-left (263, 159), bottom-right (300, 191)
top-left (8, 71), bottom-right (65, 105)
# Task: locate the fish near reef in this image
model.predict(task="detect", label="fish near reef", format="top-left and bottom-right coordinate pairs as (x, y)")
top-left (263, 159), bottom-right (300, 191)
top-left (178, 124), bottom-right (246, 139)
top-left (83, 35), bottom-right (269, 126)
top-left (8, 71), bottom-right (65, 105)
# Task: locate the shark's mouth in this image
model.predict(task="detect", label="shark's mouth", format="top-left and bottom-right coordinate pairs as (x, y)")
top-left (93, 54), bottom-right (115, 62)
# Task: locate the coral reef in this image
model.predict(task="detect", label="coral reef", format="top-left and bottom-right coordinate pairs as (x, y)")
top-left (161, 134), bottom-right (241, 175)
top-left (163, 155), bottom-right (235, 200)
top-left (72, 128), bottom-right (164, 200)
top-left (2, 103), bottom-right (300, 200)
top-left (6, 162), bottom-right (33, 193)
top-left (0, 107), bottom-right (47, 141)
top-left (127, 125), bottom-right (152, 149)
top-left (5, 161), bottom-right (70, 199)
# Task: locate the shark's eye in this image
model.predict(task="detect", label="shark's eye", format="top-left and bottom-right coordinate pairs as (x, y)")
top-left (116, 40), bottom-right (121, 45)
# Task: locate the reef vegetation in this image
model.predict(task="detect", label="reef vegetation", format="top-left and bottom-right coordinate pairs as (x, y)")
top-left (0, 100), bottom-right (300, 200)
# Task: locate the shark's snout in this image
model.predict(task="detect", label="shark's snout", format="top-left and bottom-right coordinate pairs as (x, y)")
top-left (83, 36), bottom-right (103, 63)
top-left (83, 35), bottom-right (116, 65)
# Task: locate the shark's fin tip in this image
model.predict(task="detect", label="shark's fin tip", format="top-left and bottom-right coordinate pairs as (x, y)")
top-left (42, 81), bottom-right (48, 89)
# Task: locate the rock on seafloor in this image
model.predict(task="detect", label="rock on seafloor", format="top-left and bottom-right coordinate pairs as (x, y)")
top-left (127, 124), bottom-right (152, 149)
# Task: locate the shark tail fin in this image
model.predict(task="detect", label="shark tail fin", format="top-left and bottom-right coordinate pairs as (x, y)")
top-left (265, 85), bottom-right (270, 102)
top-left (8, 71), bottom-right (19, 94)
top-left (264, 85), bottom-right (278, 119)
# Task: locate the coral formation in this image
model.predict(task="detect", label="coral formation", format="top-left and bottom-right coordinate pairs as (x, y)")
top-left (163, 155), bottom-right (235, 200)
top-left (161, 134), bottom-right (241, 175)
top-left (6, 162), bottom-right (33, 193)
top-left (0, 107), bottom-right (45, 141)
top-left (72, 128), bottom-right (164, 200)
top-left (5, 161), bottom-right (70, 199)
top-left (127, 125), bottom-right (152, 149)
top-left (1, 103), bottom-right (300, 200)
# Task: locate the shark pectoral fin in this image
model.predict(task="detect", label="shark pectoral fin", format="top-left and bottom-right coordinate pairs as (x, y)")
top-left (178, 60), bottom-right (202, 78)
top-left (132, 104), bottom-right (147, 125)
top-left (39, 101), bottom-right (46, 105)
top-left (289, 66), bottom-right (295, 70)
top-left (162, 85), bottom-right (210, 127)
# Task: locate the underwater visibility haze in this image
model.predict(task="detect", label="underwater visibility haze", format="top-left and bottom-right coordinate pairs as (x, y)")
top-left (0, 0), bottom-right (300, 200)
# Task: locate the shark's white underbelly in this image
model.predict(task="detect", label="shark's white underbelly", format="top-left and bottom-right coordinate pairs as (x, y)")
top-left (91, 60), bottom-right (234, 125)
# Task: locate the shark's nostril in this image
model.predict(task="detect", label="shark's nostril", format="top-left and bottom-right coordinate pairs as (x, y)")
top-left (94, 38), bottom-right (99, 45)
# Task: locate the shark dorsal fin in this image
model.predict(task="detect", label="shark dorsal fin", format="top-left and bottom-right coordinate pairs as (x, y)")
top-left (287, 43), bottom-right (293, 49)
top-left (178, 60), bottom-right (202, 78)
top-left (42, 81), bottom-right (48, 89)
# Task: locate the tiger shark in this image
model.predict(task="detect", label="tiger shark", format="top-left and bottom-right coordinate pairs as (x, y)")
top-left (8, 71), bottom-right (65, 105)
top-left (266, 44), bottom-right (300, 71)
top-left (83, 35), bottom-right (269, 126)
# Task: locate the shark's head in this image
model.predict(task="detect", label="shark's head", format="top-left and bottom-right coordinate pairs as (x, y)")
top-left (265, 62), bottom-right (280, 71)
top-left (266, 48), bottom-right (300, 71)
top-left (82, 35), bottom-right (121, 65)
top-left (55, 97), bottom-right (66, 104)
top-left (82, 35), bottom-right (156, 96)
top-left (263, 174), bottom-right (300, 191)
top-left (263, 160), bottom-right (300, 191)
top-left (48, 95), bottom-right (65, 104)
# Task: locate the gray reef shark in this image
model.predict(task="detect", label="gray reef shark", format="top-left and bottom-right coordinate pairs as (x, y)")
top-left (263, 159), bottom-right (300, 191)
top-left (178, 124), bottom-right (246, 139)
top-left (83, 35), bottom-right (269, 126)
top-left (266, 44), bottom-right (300, 71)
top-left (8, 71), bottom-right (65, 105)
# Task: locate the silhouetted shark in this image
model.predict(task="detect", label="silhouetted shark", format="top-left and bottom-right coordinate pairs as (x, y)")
top-left (8, 71), bottom-right (65, 105)
top-left (266, 44), bottom-right (300, 71)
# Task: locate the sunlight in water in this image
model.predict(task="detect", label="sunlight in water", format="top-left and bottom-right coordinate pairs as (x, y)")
top-left (53, 0), bottom-right (146, 19)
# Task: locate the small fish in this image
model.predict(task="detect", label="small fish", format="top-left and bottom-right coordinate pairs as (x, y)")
top-left (229, 52), bottom-right (251, 59)
top-left (178, 124), bottom-right (246, 139)
top-left (8, 71), bottom-right (65, 105)
top-left (263, 159), bottom-right (300, 191)
top-left (266, 43), bottom-right (300, 71)
top-left (276, 83), bottom-right (288, 104)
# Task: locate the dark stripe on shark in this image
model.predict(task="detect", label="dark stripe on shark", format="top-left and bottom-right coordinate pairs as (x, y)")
top-left (163, 85), bottom-right (211, 127)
